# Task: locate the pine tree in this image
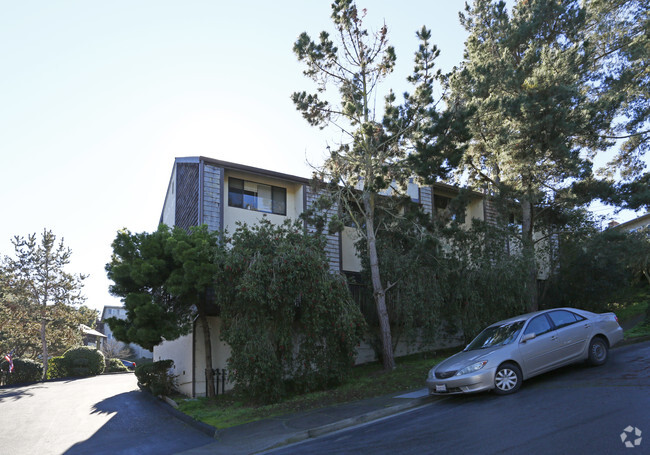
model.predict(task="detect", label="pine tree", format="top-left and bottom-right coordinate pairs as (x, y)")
top-left (292, 0), bottom-right (460, 369)
top-left (585, 0), bottom-right (649, 179)
top-left (2, 230), bottom-right (86, 379)
top-left (444, 0), bottom-right (622, 311)
top-left (106, 224), bottom-right (222, 397)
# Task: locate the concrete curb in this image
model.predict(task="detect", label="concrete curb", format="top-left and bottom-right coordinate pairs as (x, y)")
top-left (146, 384), bottom-right (434, 453)
top-left (617, 334), bottom-right (650, 347)
top-left (308, 395), bottom-right (433, 438)
top-left (265, 395), bottom-right (435, 452)
top-left (137, 385), bottom-right (219, 438)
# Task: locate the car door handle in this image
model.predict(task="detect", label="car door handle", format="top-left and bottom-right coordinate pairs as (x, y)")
top-left (551, 335), bottom-right (559, 340)
top-left (584, 324), bottom-right (591, 329)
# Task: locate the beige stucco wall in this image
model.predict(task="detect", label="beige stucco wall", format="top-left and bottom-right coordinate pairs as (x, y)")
top-left (153, 333), bottom-right (193, 397)
top-left (154, 317), bottom-right (233, 398)
top-left (464, 198), bottom-right (484, 226)
top-left (223, 170), bottom-right (304, 233)
top-left (354, 329), bottom-right (464, 365)
top-left (341, 226), bottom-right (362, 272)
top-left (193, 317), bottom-right (233, 397)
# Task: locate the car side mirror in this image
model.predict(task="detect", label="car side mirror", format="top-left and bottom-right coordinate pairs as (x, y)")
top-left (521, 333), bottom-right (536, 343)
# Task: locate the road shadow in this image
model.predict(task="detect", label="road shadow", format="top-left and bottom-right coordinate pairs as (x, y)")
top-left (64, 390), bottom-right (214, 455)
top-left (0, 383), bottom-right (44, 403)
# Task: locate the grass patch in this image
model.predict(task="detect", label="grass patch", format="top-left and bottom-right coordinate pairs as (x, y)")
top-left (176, 349), bottom-right (455, 429)
top-left (607, 286), bottom-right (649, 323)
top-left (609, 300), bottom-right (648, 322)
top-left (625, 321), bottom-right (650, 339)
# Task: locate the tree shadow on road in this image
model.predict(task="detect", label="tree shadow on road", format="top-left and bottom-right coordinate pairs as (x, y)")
top-left (64, 390), bottom-right (214, 455)
top-left (0, 384), bottom-right (44, 403)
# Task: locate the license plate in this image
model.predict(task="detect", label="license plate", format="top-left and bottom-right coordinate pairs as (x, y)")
top-left (435, 384), bottom-right (447, 393)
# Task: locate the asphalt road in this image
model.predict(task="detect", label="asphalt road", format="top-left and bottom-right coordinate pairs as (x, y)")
top-left (0, 373), bottom-right (214, 455)
top-left (270, 341), bottom-right (650, 455)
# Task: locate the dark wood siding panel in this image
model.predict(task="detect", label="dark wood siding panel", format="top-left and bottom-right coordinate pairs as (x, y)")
top-left (175, 162), bottom-right (200, 230)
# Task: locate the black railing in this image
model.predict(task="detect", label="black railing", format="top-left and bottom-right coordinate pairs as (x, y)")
top-left (211, 368), bottom-right (228, 396)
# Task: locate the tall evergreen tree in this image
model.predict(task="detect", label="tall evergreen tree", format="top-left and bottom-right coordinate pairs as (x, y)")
top-left (292, 0), bottom-right (461, 369)
top-left (2, 230), bottom-right (86, 379)
top-left (106, 224), bottom-right (223, 396)
top-left (585, 0), bottom-right (649, 180)
top-left (435, 0), bottom-right (623, 311)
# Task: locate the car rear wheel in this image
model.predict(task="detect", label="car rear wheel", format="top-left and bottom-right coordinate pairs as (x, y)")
top-left (494, 363), bottom-right (522, 395)
top-left (587, 337), bottom-right (608, 366)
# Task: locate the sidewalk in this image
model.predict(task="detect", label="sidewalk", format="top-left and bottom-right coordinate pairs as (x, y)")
top-left (171, 388), bottom-right (434, 455)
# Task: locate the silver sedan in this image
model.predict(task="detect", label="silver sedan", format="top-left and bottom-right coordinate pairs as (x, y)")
top-left (426, 308), bottom-right (624, 395)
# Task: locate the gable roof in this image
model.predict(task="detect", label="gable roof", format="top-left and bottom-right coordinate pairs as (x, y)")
top-left (611, 212), bottom-right (650, 231)
top-left (80, 324), bottom-right (106, 338)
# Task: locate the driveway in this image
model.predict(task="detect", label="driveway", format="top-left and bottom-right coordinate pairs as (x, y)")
top-left (0, 373), bottom-right (214, 455)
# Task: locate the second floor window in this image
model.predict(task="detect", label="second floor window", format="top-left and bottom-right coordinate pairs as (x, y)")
top-left (228, 177), bottom-right (287, 216)
top-left (434, 194), bottom-right (466, 223)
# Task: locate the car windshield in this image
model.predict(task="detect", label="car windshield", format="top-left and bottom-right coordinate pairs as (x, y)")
top-left (465, 321), bottom-right (525, 351)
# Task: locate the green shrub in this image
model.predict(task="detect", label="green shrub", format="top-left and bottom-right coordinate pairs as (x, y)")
top-left (220, 219), bottom-right (365, 403)
top-left (63, 346), bottom-right (105, 377)
top-left (106, 358), bottom-right (128, 373)
top-left (0, 358), bottom-right (43, 384)
top-left (46, 356), bottom-right (69, 380)
top-left (135, 359), bottom-right (175, 396)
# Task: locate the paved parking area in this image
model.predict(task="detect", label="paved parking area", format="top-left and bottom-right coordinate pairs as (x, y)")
top-left (0, 373), bottom-right (214, 455)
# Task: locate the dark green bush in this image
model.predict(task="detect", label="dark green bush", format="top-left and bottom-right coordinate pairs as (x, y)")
top-left (46, 356), bottom-right (69, 380)
top-left (135, 359), bottom-right (175, 396)
top-left (106, 358), bottom-right (128, 373)
top-left (220, 219), bottom-right (365, 403)
top-left (63, 346), bottom-right (105, 377)
top-left (0, 358), bottom-right (43, 384)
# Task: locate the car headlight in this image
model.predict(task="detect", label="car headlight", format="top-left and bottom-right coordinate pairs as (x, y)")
top-left (428, 368), bottom-right (435, 380)
top-left (456, 360), bottom-right (488, 376)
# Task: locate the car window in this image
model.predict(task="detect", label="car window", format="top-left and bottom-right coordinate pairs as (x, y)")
top-left (548, 310), bottom-right (580, 329)
top-left (465, 321), bottom-right (525, 351)
top-left (523, 315), bottom-right (552, 337)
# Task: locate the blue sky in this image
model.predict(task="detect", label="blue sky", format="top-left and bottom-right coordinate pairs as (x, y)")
top-left (0, 1), bottom-right (645, 314)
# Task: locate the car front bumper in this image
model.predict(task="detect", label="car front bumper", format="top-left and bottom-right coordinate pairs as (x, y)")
top-left (426, 367), bottom-right (496, 395)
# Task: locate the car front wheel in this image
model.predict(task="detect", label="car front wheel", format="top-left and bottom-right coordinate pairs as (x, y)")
top-left (494, 363), bottom-right (522, 395)
top-left (587, 337), bottom-right (608, 366)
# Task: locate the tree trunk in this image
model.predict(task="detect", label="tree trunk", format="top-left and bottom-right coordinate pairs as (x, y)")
top-left (521, 200), bottom-right (538, 312)
top-left (40, 308), bottom-right (48, 381)
top-left (199, 312), bottom-right (215, 398)
top-left (363, 192), bottom-right (396, 370)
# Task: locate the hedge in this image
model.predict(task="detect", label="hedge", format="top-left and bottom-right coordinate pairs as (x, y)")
top-left (106, 358), bottom-right (128, 373)
top-left (135, 359), bottom-right (175, 396)
top-left (1, 358), bottom-right (43, 385)
top-left (63, 346), bottom-right (105, 377)
top-left (46, 356), bottom-right (69, 380)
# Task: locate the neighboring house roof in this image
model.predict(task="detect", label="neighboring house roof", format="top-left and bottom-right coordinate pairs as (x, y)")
top-left (610, 213), bottom-right (650, 232)
top-left (80, 324), bottom-right (107, 338)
